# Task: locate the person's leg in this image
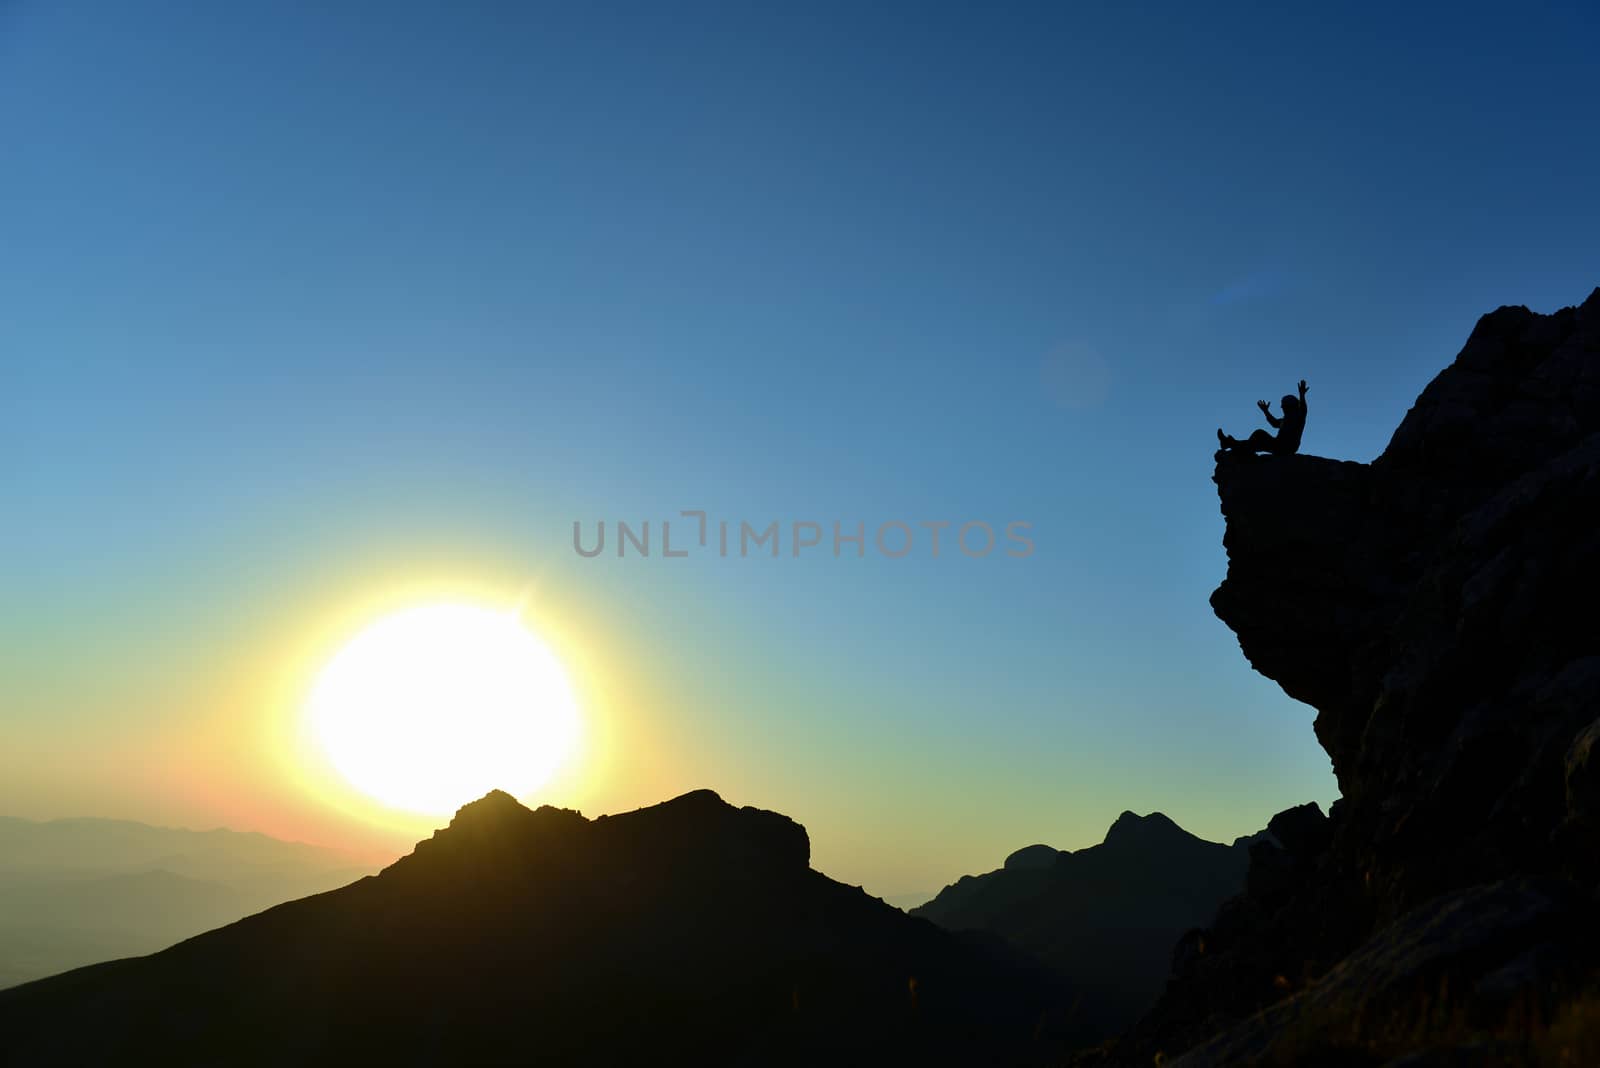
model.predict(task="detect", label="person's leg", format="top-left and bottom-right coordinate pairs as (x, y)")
top-left (1244, 429), bottom-right (1277, 452)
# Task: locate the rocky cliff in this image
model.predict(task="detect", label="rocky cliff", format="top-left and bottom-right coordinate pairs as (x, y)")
top-left (1100, 288), bottom-right (1600, 1065)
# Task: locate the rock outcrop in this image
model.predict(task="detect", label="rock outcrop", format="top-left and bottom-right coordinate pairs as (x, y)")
top-left (1104, 288), bottom-right (1600, 1064)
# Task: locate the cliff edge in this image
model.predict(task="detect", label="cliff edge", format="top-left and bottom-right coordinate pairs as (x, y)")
top-left (1107, 288), bottom-right (1600, 1066)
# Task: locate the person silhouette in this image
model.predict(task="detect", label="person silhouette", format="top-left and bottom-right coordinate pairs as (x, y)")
top-left (1217, 379), bottom-right (1308, 455)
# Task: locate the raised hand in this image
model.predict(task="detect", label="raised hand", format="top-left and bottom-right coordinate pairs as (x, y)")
top-left (1257, 399), bottom-right (1271, 413)
top-left (1298, 379), bottom-right (1309, 395)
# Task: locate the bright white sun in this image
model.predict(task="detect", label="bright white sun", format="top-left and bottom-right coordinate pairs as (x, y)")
top-left (307, 603), bottom-right (580, 816)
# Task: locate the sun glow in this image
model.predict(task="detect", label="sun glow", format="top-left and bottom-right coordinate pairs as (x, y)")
top-left (306, 603), bottom-right (580, 816)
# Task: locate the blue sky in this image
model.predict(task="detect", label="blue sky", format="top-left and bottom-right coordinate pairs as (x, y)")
top-left (3, 1), bottom-right (1597, 895)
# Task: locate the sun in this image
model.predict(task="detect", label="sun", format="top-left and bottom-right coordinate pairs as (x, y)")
top-left (307, 602), bottom-right (580, 816)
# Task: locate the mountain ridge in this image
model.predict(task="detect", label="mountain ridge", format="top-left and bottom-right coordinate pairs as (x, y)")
top-left (0, 787), bottom-right (1080, 1065)
top-left (913, 809), bottom-right (1256, 1036)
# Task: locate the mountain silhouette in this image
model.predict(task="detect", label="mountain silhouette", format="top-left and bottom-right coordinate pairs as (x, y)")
top-left (913, 810), bottom-right (1254, 1035)
top-left (0, 789), bottom-right (1078, 1065)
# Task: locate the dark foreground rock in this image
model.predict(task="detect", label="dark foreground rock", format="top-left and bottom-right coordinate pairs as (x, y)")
top-left (1094, 288), bottom-right (1600, 1065)
top-left (1168, 878), bottom-right (1593, 1067)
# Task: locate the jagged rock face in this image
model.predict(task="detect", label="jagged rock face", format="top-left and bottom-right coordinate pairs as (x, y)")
top-left (1213, 287), bottom-right (1600, 914)
top-left (1264, 802), bottom-right (1330, 859)
top-left (1109, 289), bottom-right (1600, 1066)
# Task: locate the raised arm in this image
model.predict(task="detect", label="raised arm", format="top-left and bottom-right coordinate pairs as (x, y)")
top-left (1257, 399), bottom-right (1282, 428)
top-left (1298, 379), bottom-right (1309, 417)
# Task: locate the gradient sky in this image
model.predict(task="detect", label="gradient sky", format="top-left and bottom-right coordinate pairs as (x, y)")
top-left (3, 1), bottom-right (1598, 898)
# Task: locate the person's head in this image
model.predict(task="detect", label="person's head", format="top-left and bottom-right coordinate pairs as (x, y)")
top-left (1282, 394), bottom-right (1299, 413)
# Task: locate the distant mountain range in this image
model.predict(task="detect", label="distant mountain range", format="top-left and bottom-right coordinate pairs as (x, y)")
top-left (0, 815), bottom-right (380, 988)
top-left (0, 790), bottom-right (1089, 1065)
top-left (913, 811), bottom-right (1260, 1034)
